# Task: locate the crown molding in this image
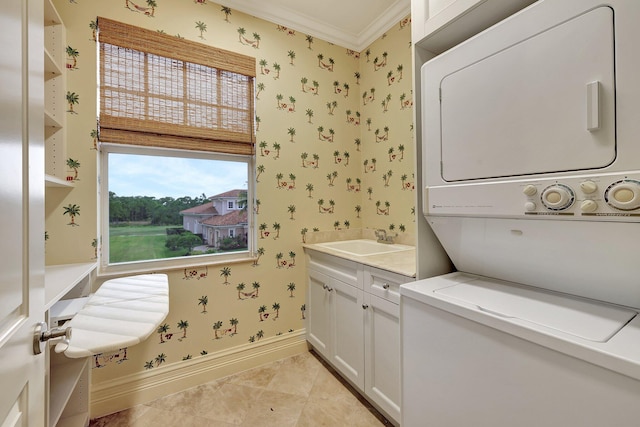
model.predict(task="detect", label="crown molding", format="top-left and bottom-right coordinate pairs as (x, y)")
top-left (221, 0), bottom-right (410, 52)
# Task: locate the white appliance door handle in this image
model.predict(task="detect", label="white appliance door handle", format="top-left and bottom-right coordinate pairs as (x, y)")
top-left (586, 81), bottom-right (600, 131)
top-left (477, 305), bottom-right (514, 319)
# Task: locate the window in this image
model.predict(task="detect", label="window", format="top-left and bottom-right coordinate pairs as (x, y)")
top-left (229, 229), bottom-right (235, 238)
top-left (97, 18), bottom-right (255, 274)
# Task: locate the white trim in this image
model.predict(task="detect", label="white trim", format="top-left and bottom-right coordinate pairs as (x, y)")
top-left (99, 144), bottom-right (255, 276)
top-left (221, 0), bottom-right (410, 51)
top-left (90, 330), bottom-right (308, 418)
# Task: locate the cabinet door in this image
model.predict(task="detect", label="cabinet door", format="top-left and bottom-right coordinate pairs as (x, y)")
top-left (364, 293), bottom-right (400, 422)
top-left (331, 278), bottom-right (364, 390)
top-left (307, 269), bottom-right (333, 358)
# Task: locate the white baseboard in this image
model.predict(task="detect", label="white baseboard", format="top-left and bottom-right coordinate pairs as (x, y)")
top-left (90, 330), bottom-right (308, 419)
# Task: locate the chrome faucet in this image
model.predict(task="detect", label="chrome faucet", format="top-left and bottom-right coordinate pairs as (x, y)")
top-left (375, 229), bottom-right (395, 244)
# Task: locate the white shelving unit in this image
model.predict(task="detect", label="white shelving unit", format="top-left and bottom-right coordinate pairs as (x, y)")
top-left (45, 262), bottom-right (96, 427)
top-left (44, 0), bottom-right (66, 181)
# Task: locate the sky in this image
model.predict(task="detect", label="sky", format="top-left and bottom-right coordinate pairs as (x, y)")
top-left (108, 152), bottom-right (248, 199)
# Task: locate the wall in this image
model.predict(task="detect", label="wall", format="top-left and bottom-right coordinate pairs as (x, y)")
top-left (50, 0), bottom-right (413, 409)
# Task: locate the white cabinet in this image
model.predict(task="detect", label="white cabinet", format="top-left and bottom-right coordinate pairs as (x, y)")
top-left (306, 251), bottom-right (411, 424)
top-left (362, 267), bottom-right (409, 422)
top-left (307, 255), bottom-right (365, 389)
top-left (411, 0), bottom-right (536, 53)
top-left (45, 263), bottom-right (96, 427)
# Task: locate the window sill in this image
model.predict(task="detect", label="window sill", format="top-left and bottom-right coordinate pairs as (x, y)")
top-left (98, 251), bottom-right (256, 279)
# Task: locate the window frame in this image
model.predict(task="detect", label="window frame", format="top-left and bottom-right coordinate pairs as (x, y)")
top-left (99, 143), bottom-right (255, 276)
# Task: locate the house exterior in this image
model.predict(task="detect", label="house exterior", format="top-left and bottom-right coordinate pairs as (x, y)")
top-left (180, 189), bottom-right (248, 248)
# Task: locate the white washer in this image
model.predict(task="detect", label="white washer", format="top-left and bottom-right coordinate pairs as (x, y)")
top-left (401, 272), bottom-right (640, 427)
top-left (404, 0), bottom-right (640, 425)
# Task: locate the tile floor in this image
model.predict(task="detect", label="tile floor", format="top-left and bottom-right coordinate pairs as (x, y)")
top-left (89, 350), bottom-right (391, 426)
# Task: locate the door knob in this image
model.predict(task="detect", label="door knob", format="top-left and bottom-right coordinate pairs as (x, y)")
top-left (33, 322), bottom-right (72, 355)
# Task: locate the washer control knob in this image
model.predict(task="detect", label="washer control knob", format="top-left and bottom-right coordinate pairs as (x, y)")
top-left (524, 202), bottom-right (536, 212)
top-left (522, 185), bottom-right (537, 197)
top-left (580, 180), bottom-right (598, 194)
top-left (605, 180), bottom-right (640, 210)
top-left (541, 184), bottom-right (575, 211)
top-left (580, 199), bottom-right (598, 213)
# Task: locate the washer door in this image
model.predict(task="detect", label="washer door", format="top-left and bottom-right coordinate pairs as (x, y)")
top-left (440, 6), bottom-right (615, 181)
top-left (434, 277), bottom-right (636, 342)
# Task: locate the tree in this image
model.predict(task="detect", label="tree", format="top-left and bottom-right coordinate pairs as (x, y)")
top-left (154, 353), bottom-right (166, 366)
top-left (230, 318), bottom-right (239, 334)
top-left (195, 21), bottom-right (207, 38)
top-left (220, 267), bottom-right (231, 285)
top-left (221, 6), bottom-right (231, 22)
top-left (213, 321), bottom-right (223, 339)
top-left (258, 305), bottom-right (267, 321)
top-left (157, 323), bottom-right (169, 343)
top-left (252, 281), bottom-right (261, 297)
top-left (165, 232), bottom-right (201, 254)
top-left (66, 45), bottom-right (79, 68)
top-left (177, 320), bottom-right (189, 339)
top-left (236, 282), bottom-right (245, 299)
top-left (145, 0), bottom-right (157, 17)
top-left (287, 282), bottom-right (296, 297)
top-left (272, 303), bottom-right (280, 318)
top-left (66, 91), bottom-right (79, 113)
top-left (63, 204), bottom-right (80, 226)
top-left (198, 295), bottom-right (208, 313)
top-left (237, 190), bottom-right (248, 212)
top-left (66, 158), bottom-right (80, 180)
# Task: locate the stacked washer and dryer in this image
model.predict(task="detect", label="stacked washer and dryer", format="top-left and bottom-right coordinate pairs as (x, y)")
top-left (401, 1), bottom-right (640, 426)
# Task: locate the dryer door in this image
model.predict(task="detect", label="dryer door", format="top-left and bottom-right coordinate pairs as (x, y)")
top-left (440, 6), bottom-right (615, 181)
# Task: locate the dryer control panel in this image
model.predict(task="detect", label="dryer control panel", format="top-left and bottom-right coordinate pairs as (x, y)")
top-left (424, 172), bottom-right (640, 221)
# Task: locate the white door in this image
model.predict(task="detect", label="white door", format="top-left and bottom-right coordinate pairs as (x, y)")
top-left (331, 278), bottom-right (364, 390)
top-left (0, 0), bottom-right (46, 426)
top-left (363, 293), bottom-right (400, 421)
top-left (438, 6), bottom-right (615, 181)
top-left (307, 269), bottom-right (332, 357)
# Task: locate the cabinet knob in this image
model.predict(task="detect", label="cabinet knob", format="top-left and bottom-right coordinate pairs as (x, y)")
top-left (382, 283), bottom-right (390, 290)
top-left (362, 304), bottom-right (369, 309)
top-left (327, 287), bottom-right (333, 292)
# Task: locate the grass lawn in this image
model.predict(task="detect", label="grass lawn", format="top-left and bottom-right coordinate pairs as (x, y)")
top-left (110, 224), bottom-right (187, 263)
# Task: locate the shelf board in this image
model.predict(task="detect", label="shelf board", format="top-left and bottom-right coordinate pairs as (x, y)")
top-left (45, 262), bottom-right (97, 310)
top-left (44, 0), bottom-right (62, 26)
top-left (56, 412), bottom-right (89, 427)
top-left (45, 174), bottom-right (74, 189)
top-left (44, 48), bottom-right (63, 79)
top-left (44, 109), bottom-right (63, 130)
top-left (49, 357), bottom-right (88, 427)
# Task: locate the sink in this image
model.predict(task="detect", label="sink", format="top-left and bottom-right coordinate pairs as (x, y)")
top-left (315, 239), bottom-right (413, 256)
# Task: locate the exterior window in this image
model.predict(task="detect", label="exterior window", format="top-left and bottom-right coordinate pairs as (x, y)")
top-left (101, 145), bottom-right (253, 273)
top-left (97, 18), bottom-right (255, 274)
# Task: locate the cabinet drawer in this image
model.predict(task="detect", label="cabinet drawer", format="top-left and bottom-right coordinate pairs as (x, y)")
top-left (364, 266), bottom-right (412, 304)
top-left (306, 250), bottom-right (362, 289)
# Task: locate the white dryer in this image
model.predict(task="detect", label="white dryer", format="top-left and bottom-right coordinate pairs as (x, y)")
top-left (402, 0), bottom-right (640, 425)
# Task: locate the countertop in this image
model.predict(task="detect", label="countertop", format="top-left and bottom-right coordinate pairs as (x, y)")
top-left (303, 240), bottom-right (416, 278)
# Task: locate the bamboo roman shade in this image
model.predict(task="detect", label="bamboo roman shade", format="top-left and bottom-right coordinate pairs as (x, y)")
top-left (98, 17), bottom-right (256, 155)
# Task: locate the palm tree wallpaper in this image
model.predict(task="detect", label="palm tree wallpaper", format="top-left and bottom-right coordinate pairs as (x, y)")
top-left (49, 0), bottom-right (414, 388)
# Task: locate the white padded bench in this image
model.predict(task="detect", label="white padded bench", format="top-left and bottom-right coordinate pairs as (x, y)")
top-left (56, 273), bottom-right (169, 358)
